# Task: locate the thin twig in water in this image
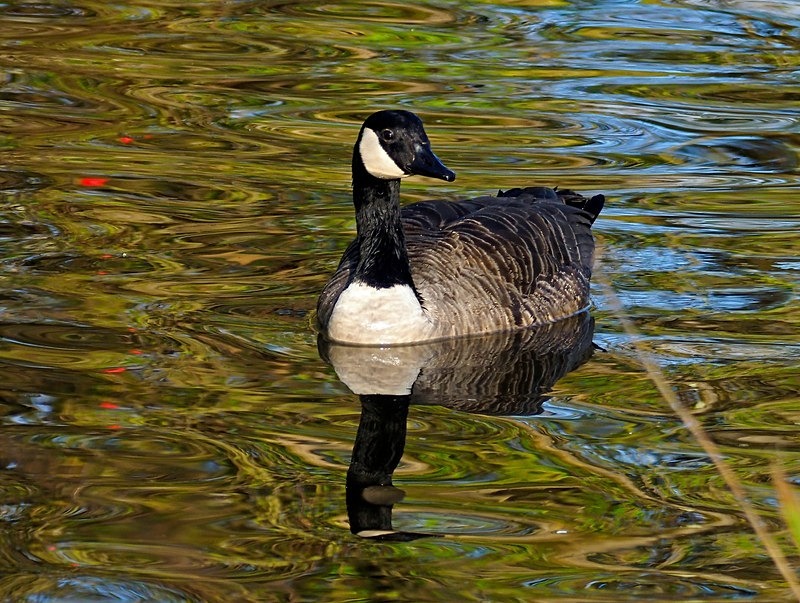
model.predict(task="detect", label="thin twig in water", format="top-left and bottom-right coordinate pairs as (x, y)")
top-left (596, 268), bottom-right (800, 601)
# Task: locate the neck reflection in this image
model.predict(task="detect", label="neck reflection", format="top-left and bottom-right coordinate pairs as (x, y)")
top-left (322, 312), bottom-right (596, 539)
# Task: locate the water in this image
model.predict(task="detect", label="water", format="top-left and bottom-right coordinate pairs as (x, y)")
top-left (1, 0), bottom-right (799, 600)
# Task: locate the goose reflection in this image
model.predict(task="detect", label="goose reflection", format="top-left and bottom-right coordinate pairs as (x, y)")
top-left (318, 312), bottom-right (596, 539)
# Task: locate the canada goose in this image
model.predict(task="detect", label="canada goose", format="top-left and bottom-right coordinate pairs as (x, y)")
top-left (317, 109), bottom-right (604, 345)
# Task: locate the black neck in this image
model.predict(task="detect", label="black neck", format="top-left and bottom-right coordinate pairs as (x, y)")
top-left (351, 151), bottom-right (416, 289)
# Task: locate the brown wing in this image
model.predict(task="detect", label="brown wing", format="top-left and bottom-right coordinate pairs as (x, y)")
top-left (402, 190), bottom-right (599, 335)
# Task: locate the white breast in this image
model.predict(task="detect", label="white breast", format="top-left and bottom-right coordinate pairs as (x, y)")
top-left (326, 282), bottom-right (435, 345)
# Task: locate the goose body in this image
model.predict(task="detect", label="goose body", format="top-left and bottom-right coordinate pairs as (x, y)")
top-left (317, 110), bottom-right (604, 345)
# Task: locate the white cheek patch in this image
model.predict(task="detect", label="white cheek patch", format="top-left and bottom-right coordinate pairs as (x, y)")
top-left (359, 128), bottom-right (408, 180)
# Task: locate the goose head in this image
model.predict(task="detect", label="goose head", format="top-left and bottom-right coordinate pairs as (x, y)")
top-left (355, 110), bottom-right (456, 182)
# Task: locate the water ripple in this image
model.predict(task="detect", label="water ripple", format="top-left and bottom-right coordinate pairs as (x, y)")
top-left (267, 1), bottom-right (460, 25)
top-left (0, 168), bottom-right (51, 192)
top-left (0, 0), bottom-right (799, 600)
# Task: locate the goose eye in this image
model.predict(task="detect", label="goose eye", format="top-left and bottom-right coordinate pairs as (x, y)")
top-left (380, 129), bottom-right (394, 142)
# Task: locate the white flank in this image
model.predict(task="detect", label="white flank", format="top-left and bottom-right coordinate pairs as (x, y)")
top-left (359, 128), bottom-right (407, 179)
top-left (327, 282), bottom-right (434, 344)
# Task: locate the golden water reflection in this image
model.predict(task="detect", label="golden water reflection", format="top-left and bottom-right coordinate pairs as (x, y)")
top-left (1, 0), bottom-right (799, 600)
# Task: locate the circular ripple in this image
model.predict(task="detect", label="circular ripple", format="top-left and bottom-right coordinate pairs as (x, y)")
top-left (108, 34), bottom-right (281, 57)
top-left (539, 573), bottom-right (761, 599)
top-left (401, 509), bottom-right (541, 537)
top-left (0, 2), bottom-right (95, 19)
top-left (0, 81), bottom-right (99, 109)
top-left (272, 1), bottom-right (458, 25)
top-left (0, 168), bottom-right (51, 192)
top-left (637, 111), bottom-right (800, 138)
top-left (8, 575), bottom-right (197, 603)
top-left (0, 113), bottom-right (89, 135)
top-left (2, 71), bottom-right (153, 126)
top-left (0, 322), bottom-right (136, 351)
top-left (671, 136), bottom-right (798, 172)
top-left (29, 429), bottom-right (237, 469)
top-left (0, 1), bottom-right (134, 43)
top-left (15, 251), bottom-right (161, 276)
top-left (598, 80), bottom-right (800, 111)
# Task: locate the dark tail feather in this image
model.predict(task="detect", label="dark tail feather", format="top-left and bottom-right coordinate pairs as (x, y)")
top-left (580, 194), bottom-right (605, 224)
top-left (499, 187), bottom-right (606, 225)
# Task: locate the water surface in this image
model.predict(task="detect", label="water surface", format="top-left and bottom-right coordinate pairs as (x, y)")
top-left (1, 0), bottom-right (799, 601)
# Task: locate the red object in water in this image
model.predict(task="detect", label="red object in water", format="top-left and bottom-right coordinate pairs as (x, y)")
top-left (99, 401), bottom-right (120, 409)
top-left (102, 367), bottom-right (126, 374)
top-left (118, 136), bottom-right (134, 144)
top-left (78, 177), bottom-right (109, 187)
